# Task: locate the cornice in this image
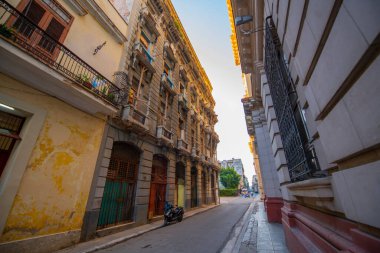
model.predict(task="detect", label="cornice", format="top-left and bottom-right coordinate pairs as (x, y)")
top-left (79, 0), bottom-right (128, 44)
top-left (64, 0), bottom-right (87, 16)
top-left (164, 0), bottom-right (214, 104)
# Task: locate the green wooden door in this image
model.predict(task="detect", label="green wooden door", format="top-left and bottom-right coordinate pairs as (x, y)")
top-left (97, 143), bottom-right (139, 228)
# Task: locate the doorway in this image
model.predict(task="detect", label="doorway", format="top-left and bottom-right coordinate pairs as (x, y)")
top-left (202, 170), bottom-right (207, 205)
top-left (191, 166), bottom-right (197, 208)
top-left (97, 142), bottom-right (139, 228)
top-left (148, 155), bottom-right (168, 219)
top-left (211, 172), bottom-right (216, 204)
top-left (175, 162), bottom-right (185, 208)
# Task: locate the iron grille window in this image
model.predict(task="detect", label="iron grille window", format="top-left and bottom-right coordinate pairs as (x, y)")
top-left (264, 17), bottom-right (321, 182)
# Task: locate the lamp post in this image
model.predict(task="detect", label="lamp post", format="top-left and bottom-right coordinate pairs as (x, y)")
top-left (235, 15), bottom-right (265, 35)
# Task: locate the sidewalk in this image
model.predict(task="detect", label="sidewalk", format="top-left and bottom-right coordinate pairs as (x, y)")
top-left (55, 204), bottom-right (219, 253)
top-left (222, 197), bottom-right (289, 253)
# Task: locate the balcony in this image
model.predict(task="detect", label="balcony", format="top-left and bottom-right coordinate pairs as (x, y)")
top-left (178, 93), bottom-right (189, 110)
top-left (156, 125), bottom-right (173, 146)
top-left (177, 129), bottom-right (189, 153)
top-left (121, 104), bottom-right (149, 133)
top-left (205, 124), bottom-right (212, 134)
top-left (133, 42), bottom-right (155, 73)
top-left (177, 139), bottom-right (189, 152)
top-left (212, 131), bottom-right (220, 143)
top-left (191, 145), bottom-right (200, 160)
top-left (200, 154), bottom-right (206, 164)
top-left (0, 0), bottom-right (120, 116)
top-left (161, 73), bottom-right (176, 95)
top-left (210, 157), bottom-right (219, 168)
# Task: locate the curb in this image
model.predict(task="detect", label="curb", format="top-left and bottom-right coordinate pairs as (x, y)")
top-left (59, 204), bottom-right (221, 253)
top-left (220, 200), bottom-right (255, 253)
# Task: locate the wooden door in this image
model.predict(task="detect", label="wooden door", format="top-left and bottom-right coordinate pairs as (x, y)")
top-left (148, 156), bottom-right (167, 219)
top-left (211, 172), bottom-right (216, 204)
top-left (97, 143), bottom-right (139, 228)
top-left (176, 163), bottom-right (185, 208)
top-left (202, 171), bottom-right (206, 205)
top-left (191, 167), bottom-right (197, 208)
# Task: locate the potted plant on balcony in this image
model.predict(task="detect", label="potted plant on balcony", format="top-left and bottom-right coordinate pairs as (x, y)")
top-left (76, 74), bottom-right (92, 89)
top-left (107, 93), bottom-right (115, 103)
top-left (0, 24), bottom-right (14, 39)
top-left (100, 86), bottom-right (108, 97)
top-left (91, 75), bottom-right (106, 94)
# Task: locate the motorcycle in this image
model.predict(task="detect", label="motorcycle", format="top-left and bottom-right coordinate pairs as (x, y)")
top-left (164, 201), bottom-right (184, 226)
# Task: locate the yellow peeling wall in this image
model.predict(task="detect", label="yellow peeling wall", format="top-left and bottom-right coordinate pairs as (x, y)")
top-left (0, 76), bottom-right (105, 242)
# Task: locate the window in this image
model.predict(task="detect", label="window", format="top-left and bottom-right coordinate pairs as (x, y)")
top-left (0, 111), bottom-right (25, 178)
top-left (164, 62), bottom-right (172, 79)
top-left (140, 31), bottom-right (150, 51)
top-left (13, 0), bottom-right (72, 56)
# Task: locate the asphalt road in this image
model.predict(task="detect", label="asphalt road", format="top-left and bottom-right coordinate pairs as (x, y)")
top-left (98, 197), bottom-right (253, 253)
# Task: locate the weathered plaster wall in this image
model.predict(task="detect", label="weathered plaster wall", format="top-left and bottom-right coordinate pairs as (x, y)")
top-left (0, 76), bottom-right (106, 242)
top-left (59, 0), bottom-right (125, 81)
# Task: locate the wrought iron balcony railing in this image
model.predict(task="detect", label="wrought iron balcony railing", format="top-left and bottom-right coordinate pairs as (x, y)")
top-left (156, 125), bottom-right (173, 145)
top-left (0, 0), bottom-right (121, 106)
top-left (161, 73), bottom-right (174, 89)
top-left (264, 16), bottom-right (321, 182)
top-left (177, 139), bottom-right (188, 151)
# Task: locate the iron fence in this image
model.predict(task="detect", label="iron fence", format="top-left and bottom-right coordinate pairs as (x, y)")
top-left (264, 16), bottom-right (321, 182)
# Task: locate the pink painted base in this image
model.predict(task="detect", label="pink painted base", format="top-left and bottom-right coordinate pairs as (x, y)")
top-left (282, 202), bottom-right (380, 253)
top-left (264, 197), bottom-right (283, 223)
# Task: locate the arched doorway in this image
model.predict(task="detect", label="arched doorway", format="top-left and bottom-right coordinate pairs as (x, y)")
top-left (202, 169), bottom-right (207, 205)
top-left (148, 155), bottom-right (168, 219)
top-left (175, 162), bottom-right (185, 208)
top-left (211, 172), bottom-right (216, 204)
top-left (191, 166), bottom-right (197, 207)
top-left (97, 142), bottom-right (139, 228)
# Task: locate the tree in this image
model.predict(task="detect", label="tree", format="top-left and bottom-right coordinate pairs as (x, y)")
top-left (220, 167), bottom-right (241, 189)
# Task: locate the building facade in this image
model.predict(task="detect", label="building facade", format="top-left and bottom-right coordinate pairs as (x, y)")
top-left (0, 0), bottom-right (220, 252)
top-left (221, 158), bottom-right (245, 190)
top-left (228, 0), bottom-right (380, 252)
top-left (82, 0), bottom-right (220, 241)
top-left (0, 0), bottom-right (128, 252)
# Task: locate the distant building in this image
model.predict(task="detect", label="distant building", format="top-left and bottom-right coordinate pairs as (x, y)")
top-left (221, 158), bottom-right (245, 190)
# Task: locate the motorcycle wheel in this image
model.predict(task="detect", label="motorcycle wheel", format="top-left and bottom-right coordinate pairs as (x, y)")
top-left (177, 215), bottom-right (183, 222)
top-left (164, 218), bottom-right (169, 226)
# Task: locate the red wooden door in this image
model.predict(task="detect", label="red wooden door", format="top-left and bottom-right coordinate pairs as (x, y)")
top-left (148, 156), bottom-right (167, 219)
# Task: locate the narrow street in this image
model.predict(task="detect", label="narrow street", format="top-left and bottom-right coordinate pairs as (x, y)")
top-left (98, 197), bottom-right (252, 253)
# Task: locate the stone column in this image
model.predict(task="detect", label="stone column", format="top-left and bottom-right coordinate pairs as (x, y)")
top-left (253, 107), bottom-right (283, 223)
top-left (251, 137), bottom-right (265, 200)
top-left (166, 152), bottom-right (176, 204)
top-left (215, 170), bottom-right (220, 204)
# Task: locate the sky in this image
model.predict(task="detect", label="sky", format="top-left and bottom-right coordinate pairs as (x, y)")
top-left (171, 1), bottom-right (256, 184)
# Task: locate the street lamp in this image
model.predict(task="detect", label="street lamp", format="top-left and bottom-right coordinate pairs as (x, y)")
top-left (235, 15), bottom-right (264, 35)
